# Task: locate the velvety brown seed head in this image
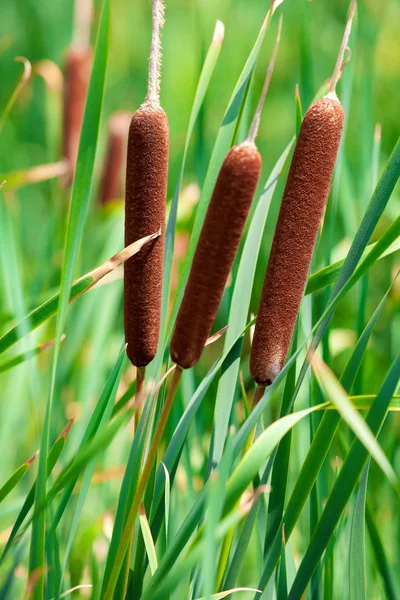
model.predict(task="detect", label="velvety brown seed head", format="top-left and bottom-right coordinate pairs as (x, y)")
top-left (124, 104), bottom-right (169, 367)
top-left (250, 93), bottom-right (344, 387)
top-left (62, 45), bottom-right (92, 181)
top-left (170, 141), bottom-right (262, 369)
top-left (99, 111), bottom-right (131, 205)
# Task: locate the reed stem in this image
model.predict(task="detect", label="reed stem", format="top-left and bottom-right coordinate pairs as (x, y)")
top-left (329, 0), bottom-right (356, 94)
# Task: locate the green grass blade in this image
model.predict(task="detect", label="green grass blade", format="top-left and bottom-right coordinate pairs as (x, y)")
top-left (49, 347), bottom-right (126, 538)
top-left (202, 431), bottom-right (234, 599)
top-left (312, 358), bottom-right (399, 492)
top-left (306, 232), bottom-right (400, 297)
top-left (0, 57), bottom-right (31, 134)
top-left (0, 277), bottom-right (92, 355)
top-left (211, 139), bottom-right (294, 468)
top-left (288, 355), bottom-right (400, 599)
top-left (56, 348), bottom-right (125, 596)
top-left (255, 281), bottom-right (393, 593)
top-left (277, 527), bottom-right (288, 600)
top-left (0, 420), bottom-right (73, 565)
top-left (365, 506), bottom-right (399, 600)
top-left (139, 506), bottom-right (159, 576)
top-left (349, 462), bottom-right (369, 600)
top-left (29, 5), bottom-right (111, 591)
top-left (0, 452), bottom-right (37, 505)
top-left (0, 337), bottom-right (61, 374)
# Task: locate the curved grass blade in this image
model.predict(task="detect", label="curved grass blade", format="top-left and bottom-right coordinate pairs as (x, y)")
top-left (161, 462), bottom-right (171, 544)
top-left (139, 504), bottom-right (158, 576)
top-left (0, 451), bottom-right (38, 505)
top-left (349, 462), bottom-right (369, 600)
top-left (29, 1), bottom-right (111, 591)
top-left (311, 356), bottom-right (399, 493)
top-left (0, 420), bottom-right (73, 565)
top-left (0, 231), bottom-right (158, 355)
top-left (0, 57), bottom-right (31, 134)
top-left (306, 230), bottom-right (400, 296)
top-left (288, 355), bottom-right (400, 600)
top-left (211, 139), bottom-right (294, 468)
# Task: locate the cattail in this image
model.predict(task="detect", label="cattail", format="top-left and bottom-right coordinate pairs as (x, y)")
top-left (99, 111), bottom-right (131, 205)
top-left (62, 0), bottom-right (93, 182)
top-left (170, 16), bottom-right (282, 370)
top-left (250, 0), bottom-right (356, 390)
top-left (124, 0), bottom-right (169, 368)
top-left (62, 45), bottom-right (92, 179)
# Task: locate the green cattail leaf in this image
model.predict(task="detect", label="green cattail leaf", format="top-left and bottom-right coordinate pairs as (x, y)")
top-left (211, 139), bottom-right (294, 468)
top-left (256, 280), bottom-right (393, 593)
top-left (55, 347), bottom-right (126, 595)
top-left (288, 355), bottom-right (400, 599)
top-left (306, 222), bottom-right (400, 296)
top-left (349, 462), bottom-right (369, 600)
top-left (0, 420), bottom-right (73, 565)
top-left (0, 277), bottom-right (92, 355)
top-left (139, 506), bottom-right (158, 576)
top-left (312, 357), bottom-right (399, 493)
top-left (29, 0), bottom-right (111, 591)
top-left (202, 430), bottom-right (234, 599)
top-left (0, 453), bottom-right (37, 505)
top-left (0, 336), bottom-right (62, 374)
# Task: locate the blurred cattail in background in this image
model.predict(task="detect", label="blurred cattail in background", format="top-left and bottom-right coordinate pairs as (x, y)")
top-left (124, 0), bottom-right (169, 384)
top-left (62, 0), bottom-right (93, 182)
top-left (250, 0), bottom-right (356, 394)
top-left (170, 15), bottom-right (283, 371)
top-left (99, 111), bottom-right (131, 205)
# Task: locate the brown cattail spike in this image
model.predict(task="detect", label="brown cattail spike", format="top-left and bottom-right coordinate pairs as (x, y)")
top-left (250, 94), bottom-right (344, 387)
top-left (63, 45), bottom-right (92, 181)
top-left (170, 142), bottom-right (261, 369)
top-left (124, 0), bottom-right (168, 368)
top-left (99, 111), bottom-right (131, 205)
top-left (250, 0), bottom-right (356, 388)
top-left (124, 105), bottom-right (169, 367)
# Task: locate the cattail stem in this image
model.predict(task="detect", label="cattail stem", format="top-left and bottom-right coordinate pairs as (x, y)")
top-left (109, 367), bottom-right (182, 597)
top-left (145, 0), bottom-right (165, 105)
top-left (136, 367), bottom-right (146, 398)
top-left (247, 14), bottom-right (282, 144)
top-left (253, 385), bottom-right (266, 406)
top-left (329, 0), bottom-right (357, 93)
